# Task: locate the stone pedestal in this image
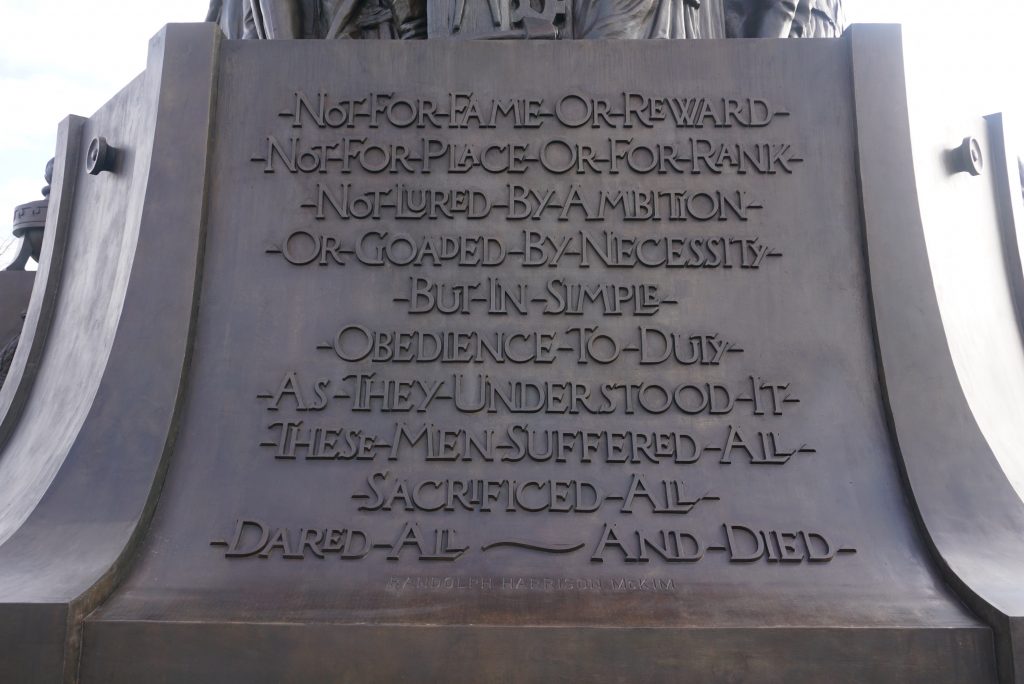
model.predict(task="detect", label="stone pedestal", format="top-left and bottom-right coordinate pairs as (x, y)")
top-left (1, 23), bottom-right (1023, 683)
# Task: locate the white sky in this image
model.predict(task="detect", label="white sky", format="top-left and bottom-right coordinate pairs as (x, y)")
top-left (1, 0), bottom-right (1022, 267)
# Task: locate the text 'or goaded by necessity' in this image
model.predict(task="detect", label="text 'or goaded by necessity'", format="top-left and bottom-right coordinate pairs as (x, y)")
top-left (210, 86), bottom-right (856, 583)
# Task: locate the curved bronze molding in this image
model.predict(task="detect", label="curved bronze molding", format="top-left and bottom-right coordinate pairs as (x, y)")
top-left (852, 24), bottom-right (1024, 684)
top-left (0, 24), bottom-right (221, 683)
top-left (0, 118), bottom-right (82, 451)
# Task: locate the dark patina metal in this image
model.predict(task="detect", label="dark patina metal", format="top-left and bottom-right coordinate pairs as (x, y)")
top-left (0, 15), bottom-right (1021, 684)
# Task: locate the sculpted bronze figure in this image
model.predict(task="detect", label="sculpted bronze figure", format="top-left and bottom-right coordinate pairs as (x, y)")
top-left (566, 0), bottom-right (728, 39)
top-left (208, 0), bottom-right (840, 38)
top-left (807, 0), bottom-right (843, 37)
top-left (206, 0), bottom-right (427, 39)
top-left (725, 0), bottom-right (843, 38)
top-left (572, 0), bottom-right (687, 39)
top-left (251, 0), bottom-right (303, 38)
top-left (206, 0), bottom-right (259, 38)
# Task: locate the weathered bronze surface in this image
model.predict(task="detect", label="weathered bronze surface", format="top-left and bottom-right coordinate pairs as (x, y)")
top-left (0, 21), bottom-right (1023, 684)
top-left (0, 273), bottom-right (34, 391)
